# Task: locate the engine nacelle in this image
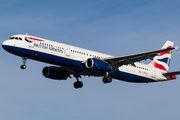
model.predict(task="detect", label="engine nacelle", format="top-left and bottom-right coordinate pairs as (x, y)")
top-left (42, 66), bottom-right (68, 80)
top-left (85, 58), bottom-right (112, 71)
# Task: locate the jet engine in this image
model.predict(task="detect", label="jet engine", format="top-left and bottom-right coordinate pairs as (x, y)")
top-left (85, 58), bottom-right (112, 71)
top-left (42, 66), bottom-right (68, 80)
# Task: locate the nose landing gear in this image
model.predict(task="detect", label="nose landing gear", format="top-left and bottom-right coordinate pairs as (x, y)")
top-left (20, 57), bottom-right (27, 69)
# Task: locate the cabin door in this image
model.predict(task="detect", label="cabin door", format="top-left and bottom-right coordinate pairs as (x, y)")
top-left (151, 68), bottom-right (156, 78)
top-left (29, 40), bottom-right (34, 48)
top-left (64, 45), bottom-right (71, 57)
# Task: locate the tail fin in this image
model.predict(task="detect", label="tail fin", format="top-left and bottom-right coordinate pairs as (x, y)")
top-left (149, 41), bottom-right (174, 72)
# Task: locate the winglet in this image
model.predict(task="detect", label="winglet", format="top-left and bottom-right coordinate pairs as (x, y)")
top-left (175, 46), bottom-right (178, 51)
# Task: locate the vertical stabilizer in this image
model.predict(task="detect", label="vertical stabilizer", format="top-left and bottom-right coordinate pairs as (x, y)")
top-left (149, 41), bottom-right (174, 72)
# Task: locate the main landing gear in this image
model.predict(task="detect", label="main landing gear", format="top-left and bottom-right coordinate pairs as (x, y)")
top-left (73, 74), bottom-right (112, 89)
top-left (20, 57), bottom-right (27, 69)
top-left (102, 76), bottom-right (112, 84)
top-left (74, 81), bottom-right (83, 89)
top-left (73, 74), bottom-right (83, 89)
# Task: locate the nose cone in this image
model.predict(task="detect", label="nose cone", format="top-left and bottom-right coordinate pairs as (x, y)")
top-left (2, 40), bottom-right (8, 50)
top-left (2, 40), bottom-right (12, 51)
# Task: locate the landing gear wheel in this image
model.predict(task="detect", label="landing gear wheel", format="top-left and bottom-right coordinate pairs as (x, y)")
top-left (73, 81), bottom-right (83, 89)
top-left (106, 76), bottom-right (112, 83)
top-left (102, 76), bottom-right (112, 84)
top-left (78, 81), bottom-right (83, 88)
top-left (20, 57), bottom-right (27, 70)
top-left (20, 65), bottom-right (26, 69)
top-left (74, 82), bottom-right (79, 89)
top-left (103, 77), bottom-right (108, 84)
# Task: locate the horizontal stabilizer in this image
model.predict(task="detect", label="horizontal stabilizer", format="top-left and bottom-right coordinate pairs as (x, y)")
top-left (163, 71), bottom-right (180, 76)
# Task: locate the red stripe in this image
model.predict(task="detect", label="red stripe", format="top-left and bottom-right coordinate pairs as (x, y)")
top-left (151, 61), bottom-right (168, 72)
top-left (158, 46), bottom-right (173, 56)
top-left (25, 37), bottom-right (44, 42)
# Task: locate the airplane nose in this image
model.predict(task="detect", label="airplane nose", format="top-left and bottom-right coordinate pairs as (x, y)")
top-left (2, 40), bottom-right (10, 50)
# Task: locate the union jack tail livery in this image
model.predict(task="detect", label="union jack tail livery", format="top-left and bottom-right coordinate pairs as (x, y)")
top-left (149, 41), bottom-right (174, 72)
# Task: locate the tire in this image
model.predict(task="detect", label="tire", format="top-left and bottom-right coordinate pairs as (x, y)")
top-left (107, 76), bottom-right (112, 83)
top-left (20, 65), bottom-right (26, 69)
top-left (102, 77), bottom-right (108, 84)
top-left (74, 82), bottom-right (79, 89)
top-left (78, 81), bottom-right (83, 88)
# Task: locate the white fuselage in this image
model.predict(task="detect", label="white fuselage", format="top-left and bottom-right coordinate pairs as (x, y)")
top-left (2, 34), bottom-right (171, 82)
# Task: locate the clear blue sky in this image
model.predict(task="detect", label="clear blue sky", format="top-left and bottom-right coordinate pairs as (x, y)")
top-left (0, 0), bottom-right (180, 120)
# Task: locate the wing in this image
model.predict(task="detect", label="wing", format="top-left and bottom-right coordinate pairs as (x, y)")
top-left (104, 47), bottom-right (177, 67)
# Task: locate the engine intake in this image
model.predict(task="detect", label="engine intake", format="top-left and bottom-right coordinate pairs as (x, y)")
top-left (42, 66), bottom-right (68, 80)
top-left (85, 58), bottom-right (112, 71)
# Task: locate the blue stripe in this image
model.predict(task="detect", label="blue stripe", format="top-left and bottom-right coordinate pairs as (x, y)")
top-left (157, 58), bottom-right (169, 64)
top-left (3, 45), bottom-right (156, 83)
top-left (109, 70), bottom-right (156, 83)
top-left (25, 39), bottom-right (32, 43)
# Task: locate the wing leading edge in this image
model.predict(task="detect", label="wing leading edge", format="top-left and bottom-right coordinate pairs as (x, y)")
top-left (104, 46), bottom-right (178, 67)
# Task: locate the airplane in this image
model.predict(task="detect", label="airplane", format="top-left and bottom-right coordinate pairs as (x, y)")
top-left (2, 34), bottom-right (180, 89)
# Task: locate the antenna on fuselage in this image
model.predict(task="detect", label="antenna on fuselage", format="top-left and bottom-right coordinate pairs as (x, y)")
top-left (26, 33), bottom-right (28, 35)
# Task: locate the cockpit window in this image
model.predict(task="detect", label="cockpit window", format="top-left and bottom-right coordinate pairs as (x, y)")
top-left (9, 37), bottom-right (22, 40)
top-left (9, 37), bottom-right (15, 39)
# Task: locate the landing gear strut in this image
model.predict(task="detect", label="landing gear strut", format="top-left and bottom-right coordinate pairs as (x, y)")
top-left (73, 74), bottom-right (83, 89)
top-left (20, 57), bottom-right (27, 69)
top-left (102, 76), bottom-right (112, 84)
